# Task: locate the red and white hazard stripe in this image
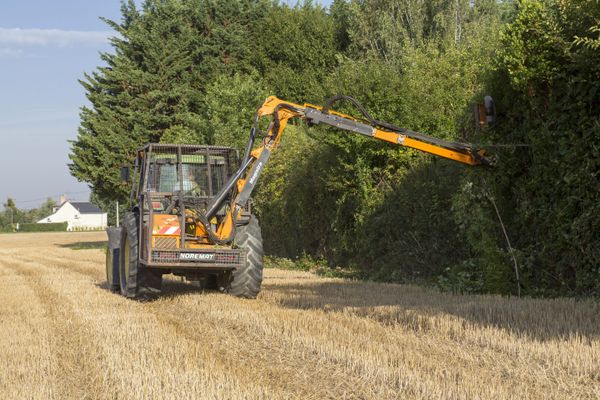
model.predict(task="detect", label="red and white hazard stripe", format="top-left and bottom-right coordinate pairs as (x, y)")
top-left (158, 226), bottom-right (180, 235)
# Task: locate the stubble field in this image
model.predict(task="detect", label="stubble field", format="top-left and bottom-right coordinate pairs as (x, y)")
top-left (0, 231), bottom-right (598, 399)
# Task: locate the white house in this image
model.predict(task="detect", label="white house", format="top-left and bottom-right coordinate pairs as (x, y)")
top-left (38, 201), bottom-right (107, 231)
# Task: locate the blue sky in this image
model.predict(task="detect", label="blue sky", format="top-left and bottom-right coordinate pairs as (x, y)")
top-left (0, 0), bottom-right (331, 210)
top-left (0, 1), bottom-right (125, 209)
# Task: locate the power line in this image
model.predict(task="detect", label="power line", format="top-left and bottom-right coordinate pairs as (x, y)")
top-left (4, 191), bottom-right (90, 205)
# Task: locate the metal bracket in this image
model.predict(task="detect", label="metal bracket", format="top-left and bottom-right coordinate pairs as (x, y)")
top-left (304, 108), bottom-right (375, 137)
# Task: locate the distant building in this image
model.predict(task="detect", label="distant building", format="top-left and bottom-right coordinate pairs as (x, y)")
top-left (38, 200), bottom-right (107, 231)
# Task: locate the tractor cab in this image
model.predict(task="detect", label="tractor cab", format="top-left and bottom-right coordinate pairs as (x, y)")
top-left (126, 143), bottom-right (245, 267)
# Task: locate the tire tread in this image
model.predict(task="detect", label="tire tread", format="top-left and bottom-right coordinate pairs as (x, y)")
top-left (229, 216), bottom-right (263, 298)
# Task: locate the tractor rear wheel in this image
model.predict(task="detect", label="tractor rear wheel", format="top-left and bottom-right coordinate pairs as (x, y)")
top-left (119, 212), bottom-right (162, 300)
top-left (229, 215), bottom-right (263, 299)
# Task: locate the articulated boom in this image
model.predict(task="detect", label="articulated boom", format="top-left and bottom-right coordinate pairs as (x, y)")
top-left (204, 95), bottom-right (491, 243)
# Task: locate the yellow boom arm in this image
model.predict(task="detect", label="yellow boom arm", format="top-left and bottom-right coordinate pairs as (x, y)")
top-left (205, 95), bottom-right (491, 241)
top-left (256, 96), bottom-right (490, 165)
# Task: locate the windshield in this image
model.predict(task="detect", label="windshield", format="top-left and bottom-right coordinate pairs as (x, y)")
top-left (146, 154), bottom-right (228, 196)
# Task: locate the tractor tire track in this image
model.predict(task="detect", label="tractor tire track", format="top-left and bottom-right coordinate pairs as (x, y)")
top-left (0, 260), bottom-right (56, 399)
top-left (0, 257), bottom-right (111, 399)
top-left (146, 291), bottom-right (398, 400)
top-left (0, 248), bottom-right (286, 399)
top-left (8, 244), bottom-right (599, 399)
top-left (0, 232), bottom-right (599, 400)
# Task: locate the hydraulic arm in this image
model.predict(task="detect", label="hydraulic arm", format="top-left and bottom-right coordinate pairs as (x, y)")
top-left (204, 95), bottom-right (492, 241)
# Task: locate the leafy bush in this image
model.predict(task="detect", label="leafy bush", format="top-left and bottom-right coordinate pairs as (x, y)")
top-left (264, 254), bottom-right (362, 279)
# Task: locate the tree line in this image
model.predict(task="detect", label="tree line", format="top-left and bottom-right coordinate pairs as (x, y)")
top-left (70, 0), bottom-right (600, 296)
top-left (0, 198), bottom-right (57, 231)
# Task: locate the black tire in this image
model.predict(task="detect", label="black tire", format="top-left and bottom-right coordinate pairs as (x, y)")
top-left (119, 212), bottom-right (162, 300)
top-left (105, 247), bottom-right (120, 292)
top-left (229, 215), bottom-right (263, 299)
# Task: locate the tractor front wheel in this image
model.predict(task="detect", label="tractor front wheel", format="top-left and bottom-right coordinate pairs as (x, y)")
top-left (119, 212), bottom-right (162, 300)
top-left (228, 215), bottom-right (263, 299)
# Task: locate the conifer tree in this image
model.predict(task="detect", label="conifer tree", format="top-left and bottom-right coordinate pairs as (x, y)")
top-left (69, 0), bottom-right (270, 204)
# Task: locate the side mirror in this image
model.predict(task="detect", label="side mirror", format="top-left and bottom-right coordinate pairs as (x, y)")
top-left (120, 166), bottom-right (130, 182)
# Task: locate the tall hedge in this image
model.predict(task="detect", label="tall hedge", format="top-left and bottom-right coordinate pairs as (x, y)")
top-left (450, 0), bottom-right (600, 296)
top-left (71, 0), bottom-right (600, 296)
top-left (19, 223), bottom-right (68, 232)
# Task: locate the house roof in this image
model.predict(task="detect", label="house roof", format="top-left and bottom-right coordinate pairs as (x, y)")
top-left (69, 202), bottom-right (104, 214)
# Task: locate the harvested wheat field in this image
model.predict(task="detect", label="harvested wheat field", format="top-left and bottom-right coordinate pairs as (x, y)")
top-left (0, 232), bottom-right (599, 400)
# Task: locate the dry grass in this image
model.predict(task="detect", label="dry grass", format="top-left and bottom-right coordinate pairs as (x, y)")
top-left (0, 231), bottom-right (598, 399)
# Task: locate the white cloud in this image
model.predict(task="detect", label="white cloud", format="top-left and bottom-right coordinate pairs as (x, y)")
top-left (0, 27), bottom-right (110, 47)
